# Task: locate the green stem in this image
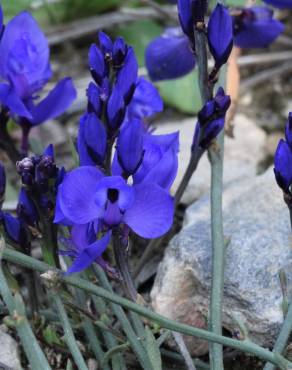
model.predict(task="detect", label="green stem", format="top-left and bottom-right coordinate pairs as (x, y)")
top-left (208, 134), bottom-right (225, 370)
top-left (0, 249), bottom-right (51, 370)
top-left (53, 295), bottom-right (88, 370)
top-left (194, 25), bottom-right (224, 370)
top-left (94, 265), bottom-right (154, 370)
top-left (3, 248), bottom-right (292, 369)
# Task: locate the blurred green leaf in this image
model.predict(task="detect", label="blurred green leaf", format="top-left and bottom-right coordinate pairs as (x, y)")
top-left (43, 324), bottom-right (63, 346)
top-left (113, 21), bottom-right (162, 66)
top-left (5, 181), bottom-right (18, 204)
top-left (157, 69), bottom-right (202, 114)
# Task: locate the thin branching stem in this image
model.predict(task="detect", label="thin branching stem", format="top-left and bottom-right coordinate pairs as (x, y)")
top-left (3, 247), bottom-right (292, 369)
top-left (53, 294), bottom-right (88, 370)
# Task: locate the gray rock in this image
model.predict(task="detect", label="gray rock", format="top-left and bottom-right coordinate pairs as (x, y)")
top-left (0, 328), bottom-right (22, 370)
top-left (151, 167), bottom-right (291, 356)
top-left (155, 113), bottom-right (267, 205)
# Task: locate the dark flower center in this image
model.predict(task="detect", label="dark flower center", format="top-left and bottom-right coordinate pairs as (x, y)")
top-left (107, 188), bottom-right (119, 203)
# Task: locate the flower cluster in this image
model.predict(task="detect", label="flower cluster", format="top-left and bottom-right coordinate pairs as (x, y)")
top-left (192, 87), bottom-right (231, 151)
top-left (0, 8), bottom-right (76, 153)
top-left (0, 146), bottom-right (62, 250)
top-left (146, 1), bottom-right (284, 81)
top-left (55, 33), bottom-right (178, 274)
top-left (274, 113), bottom-right (292, 193)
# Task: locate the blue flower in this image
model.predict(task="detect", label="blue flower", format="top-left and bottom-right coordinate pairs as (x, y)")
top-left (177, 0), bottom-right (207, 41)
top-left (263, 0), bottom-right (292, 9)
top-left (207, 4), bottom-right (233, 69)
top-left (233, 7), bottom-right (284, 48)
top-left (55, 166), bottom-right (174, 239)
top-left (274, 113), bottom-right (292, 193)
top-left (145, 28), bottom-right (195, 81)
top-left (0, 11), bottom-right (76, 129)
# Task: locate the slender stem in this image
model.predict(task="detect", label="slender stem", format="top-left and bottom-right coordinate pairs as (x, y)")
top-left (75, 289), bottom-right (108, 369)
top-left (172, 332), bottom-right (197, 370)
top-left (112, 231), bottom-right (137, 300)
top-left (208, 133), bottom-right (225, 370)
top-left (0, 247), bottom-right (51, 370)
top-left (194, 24), bottom-right (225, 370)
top-left (3, 248), bottom-right (292, 369)
top-left (263, 300), bottom-right (292, 370)
top-left (94, 265), bottom-right (154, 370)
top-left (53, 294), bottom-right (88, 370)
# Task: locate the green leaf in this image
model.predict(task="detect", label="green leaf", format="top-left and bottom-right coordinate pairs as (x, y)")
top-left (43, 324), bottom-right (63, 346)
top-left (112, 21), bottom-right (162, 66)
top-left (145, 326), bottom-right (162, 370)
top-left (157, 69), bottom-right (202, 114)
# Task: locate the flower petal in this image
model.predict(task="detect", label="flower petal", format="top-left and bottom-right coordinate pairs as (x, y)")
top-left (55, 166), bottom-right (104, 224)
top-left (208, 4), bottom-right (233, 68)
top-left (274, 139), bottom-right (292, 192)
top-left (127, 77), bottom-right (163, 120)
top-left (30, 77), bottom-right (76, 125)
top-left (0, 83), bottom-right (32, 118)
top-left (145, 28), bottom-right (195, 81)
top-left (124, 183), bottom-right (174, 238)
top-left (65, 231), bottom-right (111, 275)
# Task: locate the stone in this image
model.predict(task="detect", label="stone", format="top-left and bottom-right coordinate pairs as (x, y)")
top-left (154, 113), bottom-right (267, 205)
top-left (151, 167), bottom-right (292, 356)
top-left (0, 327), bottom-right (22, 369)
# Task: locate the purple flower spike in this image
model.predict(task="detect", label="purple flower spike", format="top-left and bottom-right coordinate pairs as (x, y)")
top-left (208, 4), bottom-right (233, 69)
top-left (193, 87), bottom-right (231, 150)
top-left (145, 28), bottom-right (195, 81)
top-left (117, 119), bottom-right (144, 175)
top-left (233, 7), bottom-right (284, 49)
top-left (77, 113), bottom-right (107, 166)
top-left (55, 166), bottom-right (174, 239)
top-left (127, 77), bottom-right (163, 120)
top-left (263, 0), bottom-right (292, 9)
top-left (274, 139), bottom-right (292, 192)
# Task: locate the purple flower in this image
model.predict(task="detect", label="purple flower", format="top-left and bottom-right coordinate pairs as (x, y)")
top-left (263, 0), bottom-right (292, 9)
top-left (55, 166), bottom-right (174, 239)
top-left (233, 7), bottom-right (284, 48)
top-left (208, 4), bottom-right (233, 69)
top-left (77, 112), bottom-right (107, 166)
top-left (60, 223), bottom-right (111, 275)
top-left (0, 11), bottom-right (76, 126)
top-left (274, 113), bottom-right (292, 193)
top-left (127, 77), bottom-right (163, 121)
top-left (193, 87), bottom-right (231, 150)
top-left (113, 129), bottom-right (179, 190)
top-left (145, 28), bottom-right (195, 81)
